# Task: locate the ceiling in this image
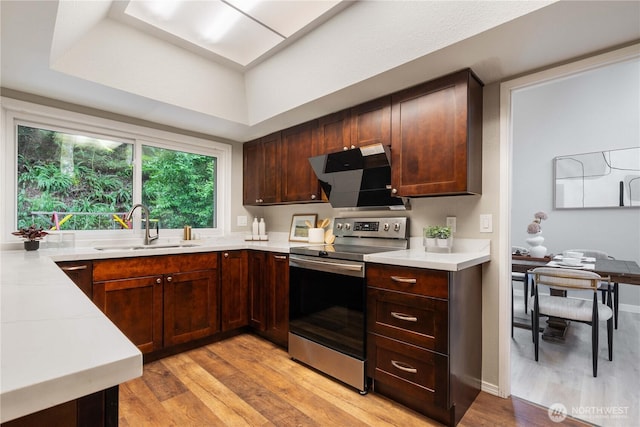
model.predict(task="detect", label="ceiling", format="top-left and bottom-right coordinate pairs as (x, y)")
top-left (1, 1), bottom-right (639, 143)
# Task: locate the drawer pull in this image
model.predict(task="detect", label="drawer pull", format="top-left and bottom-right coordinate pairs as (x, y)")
top-left (60, 265), bottom-right (88, 271)
top-left (274, 255), bottom-right (287, 260)
top-left (391, 312), bottom-right (418, 322)
top-left (390, 276), bottom-right (417, 284)
top-left (391, 360), bottom-right (417, 374)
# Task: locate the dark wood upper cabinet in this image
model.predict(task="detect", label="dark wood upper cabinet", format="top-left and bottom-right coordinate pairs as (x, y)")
top-left (390, 69), bottom-right (483, 197)
top-left (280, 120), bottom-right (322, 203)
top-left (318, 110), bottom-right (351, 154)
top-left (243, 132), bottom-right (280, 205)
top-left (350, 96), bottom-right (391, 148)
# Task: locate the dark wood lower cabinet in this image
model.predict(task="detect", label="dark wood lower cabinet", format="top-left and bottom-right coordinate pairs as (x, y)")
top-left (57, 261), bottom-right (93, 298)
top-left (248, 251), bottom-right (289, 347)
top-left (92, 253), bottom-right (219, 355)
top-left (93, 275), bottom-right (164, 354)
top-left (1, 386), bottom-right (118, 427)
top-left (367, 263), bottom-right (482, 426)
top-left (220, 251), bottom-right (249, 332)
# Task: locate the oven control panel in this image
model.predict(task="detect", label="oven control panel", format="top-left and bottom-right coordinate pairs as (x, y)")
top-left (333, 217), bottom-right (408, 239)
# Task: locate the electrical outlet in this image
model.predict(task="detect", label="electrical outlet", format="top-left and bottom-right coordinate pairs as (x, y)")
top-left (479, 214), bottom-right (493, 233)
top-left (446, 216), bottom-right (457, 233)
top-left (237, 215), bottom-right (248, 227)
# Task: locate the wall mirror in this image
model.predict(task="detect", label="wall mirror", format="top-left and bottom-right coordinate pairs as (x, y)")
top-left (554, 147), bottom-right (640, 209)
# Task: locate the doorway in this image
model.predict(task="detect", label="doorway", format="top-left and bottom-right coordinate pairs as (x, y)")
top-left (500, 44), bottom-right (640, 426)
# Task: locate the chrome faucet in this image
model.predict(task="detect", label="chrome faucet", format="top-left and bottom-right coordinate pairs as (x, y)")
top-left (125, 204), bottom-right (159, 245)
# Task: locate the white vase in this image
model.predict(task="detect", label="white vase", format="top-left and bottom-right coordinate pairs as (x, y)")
top-left (526, 233), bottom-right (547, 258)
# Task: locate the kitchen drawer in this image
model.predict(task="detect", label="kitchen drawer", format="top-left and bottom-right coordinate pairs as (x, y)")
top-left (366, 263), bottom-right (448, 299)
top-left (369, 334), bottom-right (449, 410)
top-left (367, 288), bottom-right (448, 353)
top-left (93, 252), bottom-right (218, 281)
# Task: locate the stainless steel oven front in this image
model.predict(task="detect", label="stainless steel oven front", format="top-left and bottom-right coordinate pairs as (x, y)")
top-left (288, 254), bottom-right (368, 393)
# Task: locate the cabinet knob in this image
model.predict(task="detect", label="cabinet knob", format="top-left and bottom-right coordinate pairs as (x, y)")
top-left (156, 278), bottom-right (162, 284)
top-left (224, 252), bottom-right (229, 258)
top-left (391, 188), bottom-right (398, 195)
top-left (343, 146), bottom-right (349, 151)
top-left (255, 199), bottom-right (259, 203)
top-left (259, 198), bottom-right (264, 203)
top-left (166, 276), bottom-right (172, 282)
top-left (311, 194), bottom-right (317, 200)
top-left (350, 145), bottom-right (356, 149)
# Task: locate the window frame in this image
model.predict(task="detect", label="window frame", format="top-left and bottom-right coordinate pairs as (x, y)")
top-left (1, 97), bottom-right (231, 243)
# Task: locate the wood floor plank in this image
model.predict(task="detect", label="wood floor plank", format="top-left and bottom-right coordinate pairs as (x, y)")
top-left (142, 360), bottom-right (189, 402)
top-left (188, 344), bottom-right (321, 426)
top-left (229, 334), bottom-right (440, 427)
top-left (205, 336), bottom-right (372, 427)
top-left (120, 333), bottom-right (593, 427)
top-left (162, 352), bottom-right (272, 426)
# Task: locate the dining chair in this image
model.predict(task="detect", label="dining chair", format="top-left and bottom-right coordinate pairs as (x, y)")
top-left (512, 246), bottom-right (530, 313)
top-left (564, 249), bottom-right (619, 329)
top-left (529, 267), bottom-right (613, 377)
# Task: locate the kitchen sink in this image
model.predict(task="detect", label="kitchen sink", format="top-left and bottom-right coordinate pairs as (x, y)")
top-left (94, 243), bottom-right (201, 251)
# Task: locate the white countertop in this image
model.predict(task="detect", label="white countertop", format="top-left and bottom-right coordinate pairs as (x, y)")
top-left (0, 234), bottom-right (489, 422)
top-left (365, 238), bottom-right (491, 271)
top-left (0, 250), bottom-right (142, 423)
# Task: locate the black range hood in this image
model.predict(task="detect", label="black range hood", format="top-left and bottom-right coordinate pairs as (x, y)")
top-left (309, 144), bottom-right (409, 210)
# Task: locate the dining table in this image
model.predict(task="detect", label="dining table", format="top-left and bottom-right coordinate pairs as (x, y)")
top-left (511, 254), bottom-right (640, 340)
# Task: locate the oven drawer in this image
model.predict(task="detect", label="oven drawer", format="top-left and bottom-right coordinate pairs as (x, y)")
top-left (367, 288), bottom-right (448, 353)
top-left (369, 334), bottom-right (449, 409)
top-left (366, 263), bottom-right (448, 299)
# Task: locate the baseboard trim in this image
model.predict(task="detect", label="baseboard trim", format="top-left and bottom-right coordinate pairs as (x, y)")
top-left (480, 380), bottom-right (502, 397)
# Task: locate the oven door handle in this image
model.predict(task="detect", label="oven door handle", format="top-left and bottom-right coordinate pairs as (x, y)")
top-left (289, 255), bottom-right (364, 277)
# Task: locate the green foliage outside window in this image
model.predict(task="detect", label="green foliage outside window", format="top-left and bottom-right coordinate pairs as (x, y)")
top-left (142, 145), bottom-right (216, 229)
top-left (16, 125), bottom-right (217, 231)
top-left (17, 125), bottom-right (133, 230)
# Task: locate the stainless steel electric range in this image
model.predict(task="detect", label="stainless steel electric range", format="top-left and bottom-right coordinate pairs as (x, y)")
top-left (288, 217), bottom-right (409, 393)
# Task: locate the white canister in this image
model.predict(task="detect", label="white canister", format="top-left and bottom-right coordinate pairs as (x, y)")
top-left (308, 228), bottom-right (325, 243)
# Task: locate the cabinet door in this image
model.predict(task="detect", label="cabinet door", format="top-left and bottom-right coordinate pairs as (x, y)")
top-left (164, 269), bottom-right (219, 347)
top-left (280, 121), bottom-right (321, 202)
top-left (248, 251), bottom-right (268, 331)
top-left (267, 253), bottom-right (289, 347)
top-left (391, 69), bottom-right (482, 196)
top-left (243, 133), bottom-right (281, 205)
top-left (318, 110), bottom-right (351, 154)
top-left (220, 251), bottom-right (249, 331)
top-left (350, 96), bottom-right (391, 148)
top-left (243, 139), bottom-right (264, 205)
top-left (93, 275), bottom-right (163, 354)
top-left (57, 261), bottom-right (93, 298)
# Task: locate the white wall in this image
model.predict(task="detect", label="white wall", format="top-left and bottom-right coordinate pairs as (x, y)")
top-left (511, 58), bottom-right (640, 310)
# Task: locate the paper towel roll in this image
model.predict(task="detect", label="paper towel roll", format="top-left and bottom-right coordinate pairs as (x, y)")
top-left (308, 228), bottom-right (325, 243)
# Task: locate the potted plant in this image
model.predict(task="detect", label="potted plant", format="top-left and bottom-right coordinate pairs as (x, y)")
top-left (423, 226), bottom-right (440, 247)
top-left (435, 226), bottom-right (452, 247)
top-left (12, 225), bottom-right (48, 251)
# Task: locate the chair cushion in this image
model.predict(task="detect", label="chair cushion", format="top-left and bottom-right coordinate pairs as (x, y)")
top-left (528, 295), bottom-right (613, 322)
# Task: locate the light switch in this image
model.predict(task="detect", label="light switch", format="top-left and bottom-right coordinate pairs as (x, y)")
top-left (479, 214), bottom-right (493, 233)
top-left (237, 215), bottom-right (248, 226)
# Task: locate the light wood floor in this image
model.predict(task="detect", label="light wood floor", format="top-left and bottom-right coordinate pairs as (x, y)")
top-left (119, 333), bottom-right (590, 426)
top-left (511, 289), bottom-right (640, 427)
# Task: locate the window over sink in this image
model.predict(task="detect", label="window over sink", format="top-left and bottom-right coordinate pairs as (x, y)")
top-left (3, 98), bottom-right (230, 240)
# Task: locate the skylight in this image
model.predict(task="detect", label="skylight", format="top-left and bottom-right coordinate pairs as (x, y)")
top-left (123, 0), bottom-right (345, 67)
